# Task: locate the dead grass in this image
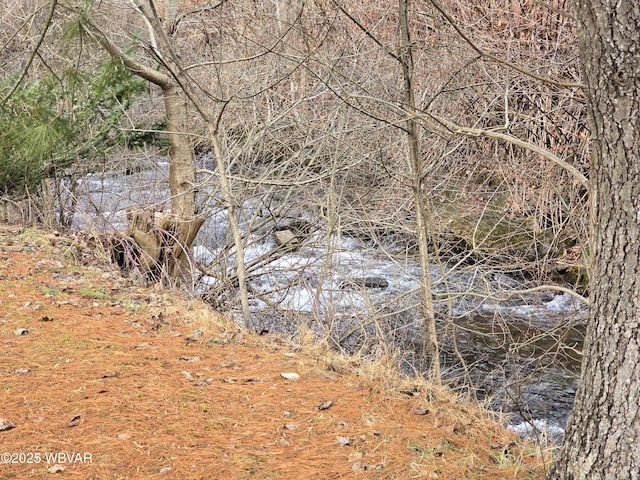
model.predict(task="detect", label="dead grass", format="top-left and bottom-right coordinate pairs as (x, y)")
top-left (0, 224), bottom-right (545, 479)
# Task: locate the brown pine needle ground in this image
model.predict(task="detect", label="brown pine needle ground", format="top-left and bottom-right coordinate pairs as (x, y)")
top-left (0, 225), bottom-right (547, 479)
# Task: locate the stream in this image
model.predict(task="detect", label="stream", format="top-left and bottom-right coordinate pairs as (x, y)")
top-left (69, 158), bottom-right (587, 442)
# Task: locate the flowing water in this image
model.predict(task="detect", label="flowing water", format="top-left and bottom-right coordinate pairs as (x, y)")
top-left (69, 158), bottom-right (586, 441)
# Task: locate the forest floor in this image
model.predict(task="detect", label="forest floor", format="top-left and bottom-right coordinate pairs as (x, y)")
top-left (0, 224), bottom-right (548, 479)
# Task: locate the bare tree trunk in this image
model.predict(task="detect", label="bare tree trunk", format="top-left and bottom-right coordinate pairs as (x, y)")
top-left (276, 0), bottom-right (307, 122)
top-left (81, 3), bottom-right (199, 279)
top-left (547, 2), bottom-right (640, 479)
top-left (122, 81), bottom-right (198, 280)
top-left (209, 125), bottom-right (251, 327)
top-left (163, 82), bottom-right (196, 220)
top-left (126, 209), bottom-right (204, 281)
top-left (398, 0), bottom-right (440, 379)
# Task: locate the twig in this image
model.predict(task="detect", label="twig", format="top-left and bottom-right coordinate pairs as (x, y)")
top-left (429, 0), bottom-right (583, 89)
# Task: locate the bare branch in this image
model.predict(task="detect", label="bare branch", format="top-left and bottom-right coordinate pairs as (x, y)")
top-left (532, 0), bottom-right (575, 20)
top-left (0, 2), bottom-right (48, 65)
top-left (426, 112), bottom-right (590, 191)
top-left (62, 4), bottom-right (170, 87)
top-left (344, 90), bottom-right (590, 191)
top-left (330, 0), bottom-right (401, 63)
top-left (129, 0), bottom-right (158, 53)
top-left (184, 15), bottom-right (294, 71)
top-left (492, 284), bottom-right (588, 305)
top-left (174, 0), bottom-right (228, 34)
top-left (429, 0), bottom-right (584, 89)
top-left (1, 0), bottom-right (58, 106)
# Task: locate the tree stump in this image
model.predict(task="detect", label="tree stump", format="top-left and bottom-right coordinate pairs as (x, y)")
top-left (126, 209), bottom-right (205, 281)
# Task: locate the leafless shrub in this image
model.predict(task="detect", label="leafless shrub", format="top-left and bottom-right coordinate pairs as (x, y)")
top-left (1, 0), bottom-right (588, 435)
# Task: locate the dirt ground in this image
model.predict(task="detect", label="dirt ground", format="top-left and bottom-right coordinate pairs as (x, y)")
top-left (0, 224), bottom-right (546, 479)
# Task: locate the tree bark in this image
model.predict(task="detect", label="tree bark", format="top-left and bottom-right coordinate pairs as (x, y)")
top-left (209, 125), bottom-right (251, 326)
top-left (126, 209), bottom-right (204, 281)
top-left (80, 3), bottom-right (200, 278)
top-left (83, 6), bottom-right (196, 221)
top-left (163, 82), bottom-right (196, 220)
top-left (547, 2), bottom-right (640, 479)
top-left (398, 0), bottom-right (440, 379)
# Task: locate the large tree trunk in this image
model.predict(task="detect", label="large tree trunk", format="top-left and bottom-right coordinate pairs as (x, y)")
top-left (547, 3), bottom-right (640, 479)
top-left (163, 82), bottom-right (196, 220)
top-left (126, 209), bottom-right (204, 282)
top-left (85, 5), bottom-right (200, 279)
top-left (125, 82), bottom-right (198, 281)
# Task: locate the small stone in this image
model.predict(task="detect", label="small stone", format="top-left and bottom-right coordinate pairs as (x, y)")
top-left (193, 379), bottom-right (212, 386)
top-left (316, 400), bottom-right (333, 410)
top-left (0, 418), bottom-right (16, 431)
top-left (48, 464), bottom-right (66, 474)
top-left (14, 368), bottom-right (30, 374)
top-left (280, 372), bottom-right (300, 380)
top-left (185, 330), bottom-right (204, 342)
top-left (13, 328), bottom-right (28, 336)
top-left (178, 356), bottom-right (203, 362)
top-left (274, 229), bottom-right (300, 248)
top-left (340, 276), bottom-right (389, 290)
top-left (336, 436), bottom-right (353, 446)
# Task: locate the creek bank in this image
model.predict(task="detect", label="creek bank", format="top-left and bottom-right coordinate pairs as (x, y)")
top-left (69, 157), bottom-right (587, 441)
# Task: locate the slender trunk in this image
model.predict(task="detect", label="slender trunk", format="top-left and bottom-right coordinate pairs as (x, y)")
top-left (398, 0), bottom-right (440, 379)
top-left (209, 125), bottom-right (251, 327)
top-left (547, 2), bottom-right (640, 478)
top-left (277, 0), bottom-right (307, 122)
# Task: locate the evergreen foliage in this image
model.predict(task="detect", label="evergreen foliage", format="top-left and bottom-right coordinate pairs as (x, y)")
top-left (0, 58), bottom-right (145, 194)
